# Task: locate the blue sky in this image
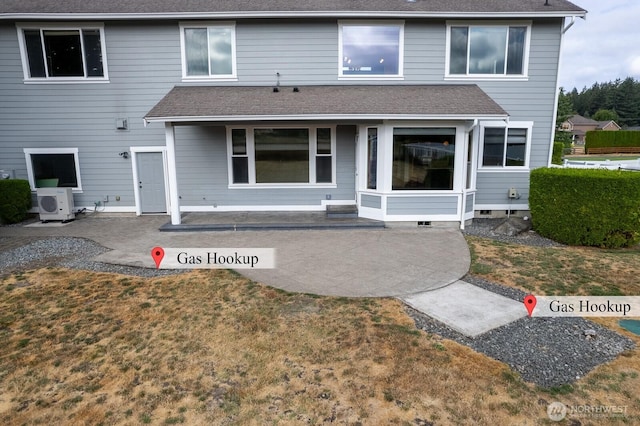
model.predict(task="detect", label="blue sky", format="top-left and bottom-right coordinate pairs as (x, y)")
top-left (558, 0), bottom-right (640, 91)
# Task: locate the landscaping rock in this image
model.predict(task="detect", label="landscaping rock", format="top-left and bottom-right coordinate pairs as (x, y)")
top-left (492, 217), bottom-right (532, 236)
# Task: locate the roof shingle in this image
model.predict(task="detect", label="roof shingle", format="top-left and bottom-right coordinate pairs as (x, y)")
top-left (145, 85), bottom-right (508, 122)
top-left (0, 0), bottom-right (586, 17)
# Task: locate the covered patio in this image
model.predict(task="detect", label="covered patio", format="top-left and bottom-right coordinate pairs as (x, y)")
top-left (144, 84), bottom-right (508, 226)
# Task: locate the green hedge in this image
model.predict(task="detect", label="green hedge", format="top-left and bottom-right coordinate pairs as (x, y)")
top-left (585, 131), bottom-right (640, 149)
top-left (0, 179), bottom-right (32, 224)
top-left (551, 142), bottom-right (564, 165)
top-left (530, 168), bottom-right (640, 248)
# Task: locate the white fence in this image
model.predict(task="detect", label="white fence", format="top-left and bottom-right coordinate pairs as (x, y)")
top-left (560, 158), bottom-right (640, 171)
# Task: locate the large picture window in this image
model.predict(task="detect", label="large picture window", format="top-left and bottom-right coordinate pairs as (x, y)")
top-left (339, 22), bottom-right (403, 78)
top-left (448, 23), bottom-right (529, 77)
top-left (18, 25), bottom-right (107, 81)
top-left (392, 128), bottom-right (456, 190)
top-left (480, 122), bottom-right (532, 168)
top-left (24, 148), bottom-right (82, 190)
top-left (228, 127), bottom-right (335, 186)
top-left (181, 23), bottom-right (236, 79)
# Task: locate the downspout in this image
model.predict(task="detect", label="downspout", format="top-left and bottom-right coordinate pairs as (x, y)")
top-left (548, 12), bottom-right (586, 167)
top-left (562, 16), bottom-right (576, 34)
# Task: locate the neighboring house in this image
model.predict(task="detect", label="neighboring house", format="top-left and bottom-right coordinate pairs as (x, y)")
top-left (0, 0), bottom-right (586, 226)
top-left (561, 114), bottom-right (621, 144)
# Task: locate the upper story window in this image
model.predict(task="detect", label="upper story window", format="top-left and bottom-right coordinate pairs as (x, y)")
top-left (180, 22), bottom-right (237, 80)
top-left (17, 24), bottom-right (108, 82)
top-left (479, 121), bottom-right (533, 169)
top-left (447, 22), bottom-right (530, 78)
top-left (339, 21), bottom-right (404, 79)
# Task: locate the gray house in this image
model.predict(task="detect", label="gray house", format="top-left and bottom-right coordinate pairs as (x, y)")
top-left (0, 0), bottom-right (586, 226)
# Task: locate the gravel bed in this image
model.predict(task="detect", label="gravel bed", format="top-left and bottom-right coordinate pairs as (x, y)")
top-left (406, 219), bottom-right (636, 388)
top-left (0, 237), bottom-right (183, 278)
top-left (463, 217), bottom-right (564, 247)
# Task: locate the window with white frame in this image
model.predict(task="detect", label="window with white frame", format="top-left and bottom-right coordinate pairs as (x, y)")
top-left (339, 22), bottom-right (404, 78)
top-left (480, 122), bottom-right (532, 168)
top-left (181, 22), bottom-right (236, 79)
top-left (228, 127), bottom-right (336, 186)
top-left (448, 23), bottom-right (529, 77)
top-left (17, 24), bottom-right (107, 81)
top-left (392, 128), bottom-right (456, 190)
top-left (24, 148), bottom-right (82, 190)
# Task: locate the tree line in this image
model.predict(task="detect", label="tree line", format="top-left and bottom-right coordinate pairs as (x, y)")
top-left (558, 77), bottom-right (640, 128)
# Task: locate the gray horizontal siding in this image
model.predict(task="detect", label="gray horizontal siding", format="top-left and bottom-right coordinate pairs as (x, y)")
top-left (474, 173), bottom-right (530, 205)
top-left (237, 20), bottom-right (338, 85)
top-left (386, 196), bottom-right (458, 215)
top-left (472, 19), bottom-right (562, 171)
top-left (0, 17), bottom-right (564, 210)
top-left (174, 125), bottom-right (356, 207)
top-left (361, 194), bottom-right (381, 209)
top-left (465, 193), bottom-right (474, 213)
top-left (0, 22), bottom-right (180, 208)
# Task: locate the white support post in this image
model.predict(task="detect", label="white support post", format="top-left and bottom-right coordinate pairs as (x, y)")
top-left (165, 123), bottom-right (181, 225)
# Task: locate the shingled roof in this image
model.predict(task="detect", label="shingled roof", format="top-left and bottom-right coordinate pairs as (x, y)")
top-left (0, 0), bottom-right (586, 19)
top-left (145, 85), bottom-right (508, 123)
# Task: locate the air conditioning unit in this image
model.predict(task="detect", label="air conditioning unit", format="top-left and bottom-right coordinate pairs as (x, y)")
top-left (37, 187), bottom-right (75, 222)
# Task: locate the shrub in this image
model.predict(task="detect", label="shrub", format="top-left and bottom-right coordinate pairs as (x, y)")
top-left (0, 180), bottom-right (32, 224)
top-left (530, 168), bottom-right (640, 248)
top-left (585, 131), bottom-right (640, 149)
top-left (551, 142), bottom-right (564, 165)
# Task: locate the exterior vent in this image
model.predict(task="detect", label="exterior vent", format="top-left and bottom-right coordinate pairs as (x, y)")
top-left (37, 187), bottom-right (75, 222)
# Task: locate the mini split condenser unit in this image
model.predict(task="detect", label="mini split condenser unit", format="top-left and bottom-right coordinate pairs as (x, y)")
top-left (37, 187), bottom-right (75, 222)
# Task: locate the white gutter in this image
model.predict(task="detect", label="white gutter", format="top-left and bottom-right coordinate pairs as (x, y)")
top-left (0, 11), bottom-right (588, 21)
top-left (144, 113), bottom-right (509, 125)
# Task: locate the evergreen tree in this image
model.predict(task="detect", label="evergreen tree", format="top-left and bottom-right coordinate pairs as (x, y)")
top-left (560, 77), bottom-right (640, 128)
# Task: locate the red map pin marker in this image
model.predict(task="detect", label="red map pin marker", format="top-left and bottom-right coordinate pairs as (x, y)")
top-left (151, 247), bottom-right (165, 269)
top-left (524, 294), bottom-right (537, 317)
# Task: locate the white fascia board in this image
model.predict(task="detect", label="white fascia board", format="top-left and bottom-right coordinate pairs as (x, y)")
top-left (145, 114), bottom-right (509, 124)
top-left (0, 11), bottom-right (587, 21)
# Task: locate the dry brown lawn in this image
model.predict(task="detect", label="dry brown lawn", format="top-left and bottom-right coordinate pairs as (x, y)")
top-left (0, 237), bottom-right (639, 425)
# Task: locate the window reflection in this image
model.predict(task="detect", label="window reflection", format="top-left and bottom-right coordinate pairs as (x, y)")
top-left (392, 128), bottom-right (456, 190)
top-left (184, 25), bottom-right (234, 77)
top-left (342, 25), bottom-right (401, 76)
top-left (469, 27), bottom-right (507, 74)
top-left (449, 25), bottom-right (527, 75)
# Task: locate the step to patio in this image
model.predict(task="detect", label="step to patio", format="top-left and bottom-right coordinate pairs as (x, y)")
top-left (326, 204), bottom-right (358, 219)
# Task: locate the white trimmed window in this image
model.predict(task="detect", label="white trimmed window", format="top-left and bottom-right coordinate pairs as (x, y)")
top-left (17, 24), bottom-right (108, 82)
top-left (339, 21), bottom-right (404, 79)
top-left (446, 22), bottom-right (530, 78)
top-left (24, 148), bottom-right (82, 191)
top-left (479, 122), bottom-right (533, 169)
top-left (227, 126), bottom-right (336, 187)
top-left (180, 22), bottom-right (237, 80)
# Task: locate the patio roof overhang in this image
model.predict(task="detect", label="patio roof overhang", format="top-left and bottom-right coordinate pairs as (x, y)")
top-left (144, 85), bottom-right (509, 125)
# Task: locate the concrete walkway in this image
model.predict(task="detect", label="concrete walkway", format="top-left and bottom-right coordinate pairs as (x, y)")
top-left (1, 213), bottom-right (527, 336)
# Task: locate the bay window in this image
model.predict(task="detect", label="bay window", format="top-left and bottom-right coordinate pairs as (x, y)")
top-left (392, 128), bottom-right (456, 190)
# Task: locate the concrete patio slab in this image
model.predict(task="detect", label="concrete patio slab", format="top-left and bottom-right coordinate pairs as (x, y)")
top-left (402, 280), bottom-right (527, 338)
top-left (2, 215), bottom-right (470, 298)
